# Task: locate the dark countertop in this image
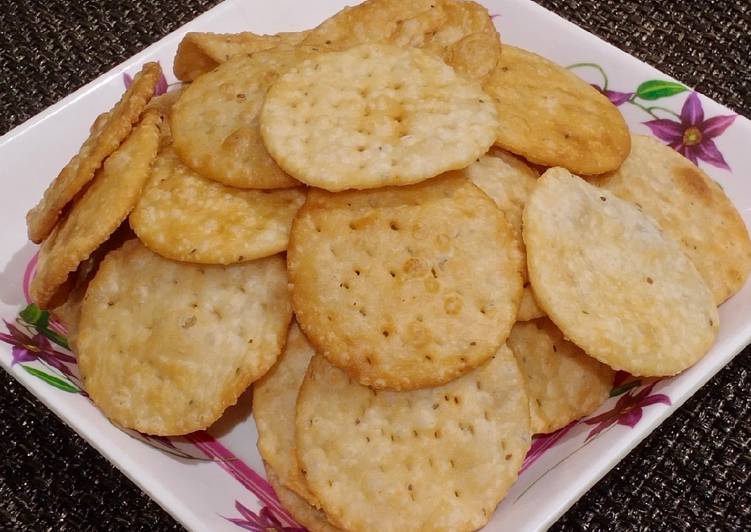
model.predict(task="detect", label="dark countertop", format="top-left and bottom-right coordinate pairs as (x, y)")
top-left (1, 1), bottom-right (749, 530)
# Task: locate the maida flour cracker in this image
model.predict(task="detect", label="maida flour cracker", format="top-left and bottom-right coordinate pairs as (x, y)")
top-left (130, 146), bottom-right (305, 265)
top-left (507, 318), bottom-right (614, 434)
top-left (265, 466), bottom-right (341, 532)
top-left (26, 62), bottom-right (162, 243)
top-left (524, 167), bottom-right (718, 376)
top-left (483, 45), bottom-right (630, 175)
top-left (171, 46), bottom-right (329, 189)
top-left (253, 322), bottom-right (318, 505)
top-left (31, 109), bottom-right (162, 309)
top-left (591, 134), bottom-right (751, 305)
top-left (288, 175), bottom-right (523, 390)
top-left (295, 348), bottom-right (531, 532)
top-left (460, 149), bottom-right (544, 321)
top-left (77, 240), bottom-right (292, 435)
top-left (261, 44), bottom-right (498, 191)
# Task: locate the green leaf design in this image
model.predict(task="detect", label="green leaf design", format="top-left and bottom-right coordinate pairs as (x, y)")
top-left (636, 80), bottom-right (687, 101)
top-left (39, 328), bottom-right (69, 350)
top-left (610, 379), bottom-right (641, 397)
top-left (21, 365), bottom-right (79, 393)
top-left (20, 303), bottom-right (48, 328)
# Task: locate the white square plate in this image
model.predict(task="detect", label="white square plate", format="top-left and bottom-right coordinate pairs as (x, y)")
top-left (1, 1), bottom-right (749, 530)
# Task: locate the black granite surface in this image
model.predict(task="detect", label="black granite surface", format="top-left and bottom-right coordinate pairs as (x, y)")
top-left (0, 1), bottom-right (749, 530)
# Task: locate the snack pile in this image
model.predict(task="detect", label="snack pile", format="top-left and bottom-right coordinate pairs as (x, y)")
top-left (24, 0), bottom-right (751, 530)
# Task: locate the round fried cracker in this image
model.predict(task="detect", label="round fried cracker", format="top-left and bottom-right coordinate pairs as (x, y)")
top-left (253, 322), bottom-right (318, 505)
top-left (524, 167), bottom-right (718, 376)
top-left (77, 240), bottom-right (292, 435)
top-left (266, 465), bottom-right (341, 532)
top-left (295, 347), bottom-right (531, 532)
top-left (30, 109), bottom-right (162, 309)
top-left (130, 146), bottom-right (305, 265)
top-left (507, 319), bottom-right (614, 434)
top-left (460, 149), bottom-right (543, 321)
top-left (517, 286), bottom-right (545, 321)
top-left (26, 62), bottom-right (162, 243)
top-left (483, 46), bottom-right (630, 175)
top-left (261, 44), bottom-right (499, 191)
top-left (590, 134), bottom-right (751, 305)
top-left (171, 46), bottom-right (328, 189)
top-left (288, 175), bottom-right (523, 390)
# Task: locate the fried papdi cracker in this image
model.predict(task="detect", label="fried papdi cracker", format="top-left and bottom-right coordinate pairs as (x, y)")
top-left (253, 322), bottom-right (318, 505)
top-left (590, 134), bottom-right (751, 305)
top-left (173, 31), bottom-right (310, 81)
top-left (174, 1), bottom-right (500, 83)
top-left (288, 175), bottom-right (523, 390)
top-left (460, 149), bottom-right (543, 321)
top-left (30, 109), bottom-right (162, 309)
top-left (261, 44), bottom-right (498, 191)
top-left (130, 147), bottom-right (305, 265)
top-left (295, 348), bottom-right (531, 532)
top-left (266, 466), bottom-right (342, 532)
top-left (26, 63), bottom-right (162, 243)
top-left (507, 319), bottom-right (614, 434)
top-left (517, 287), bottom-right (545, 321)
top-left (524, 167), bottom-right (718, 376)
top-left (483, 46), bottom-right (630, 175)
top-left (171, 46), bottom-right (327, 189)
top-left (77, 240), bottom-right (292, 435)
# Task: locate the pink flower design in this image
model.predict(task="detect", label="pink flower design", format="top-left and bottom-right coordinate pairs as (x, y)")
top-left (123, 65), bottom-right (168, 96)
top-left (644, 92), bottom-right (736, 170)
top-left (583, 383), bottom-right (670, 441)
top-left (0, 321), bottom-right (75, 375)
top-left (224, 500), bottom-right (305, 532)
top-left (591, 84), bottom-right (634, 106)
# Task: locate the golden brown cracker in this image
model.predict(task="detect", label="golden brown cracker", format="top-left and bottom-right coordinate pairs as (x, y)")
top-left (288, 175), bottom-right (523, 390)
top-left (26, 63), bottom-right (162, 243)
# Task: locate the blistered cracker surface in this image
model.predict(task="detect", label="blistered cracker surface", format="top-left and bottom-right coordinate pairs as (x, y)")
top-left (483, 46), bottom-right (630, 175)
top-left (591, 134), bottom-right (751, 305)
top-left (508, 319), bottom-right (614, 434)
top-left (26, 62), bottom-right (161, 243)
top-left (288, 175), bottom-right (523, 390)
top-left (253, 323), bottom-right (318, 505)
top-left (30, 109), bottom-right (161, 309)
top-left (265, 465), bottom-right (341, 532)
top-left (260, 44), bottom-right (498, 191)
top-left (171, 47), bottom-right (328, 189)
top-left (77, 240), bottom-right (292, 435)
top-left (460, 149), bottom-right (544, 321)
top-left (173, 30), bottom-right (310, 81)
top-left (295, 348), bottom-right (531, 532)
top-left (130, 146), bottom-right (305, 265)
top-left (524, 167), bottom-right (718, 376)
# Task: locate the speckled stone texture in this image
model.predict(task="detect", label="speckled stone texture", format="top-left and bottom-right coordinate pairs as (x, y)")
top-left (0, 0), bottom-right (749, 530)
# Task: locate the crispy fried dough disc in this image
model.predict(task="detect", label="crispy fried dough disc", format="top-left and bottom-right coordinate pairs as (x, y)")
top-left (174, 1), bottom-right (500, 82)
top-left (26, 63), bottom-right (161, 243)
top-left (172, 46), bottom-right (328, 189)
top-left (30, 109), bottom-right (162, 309)
top-left (77, 240), bottom-right (292, 435)
top-left (173, 30), bottom-right (309, 81)
top-left (507, 319), bottom-right (614, 434)
top-left (590, 134), bottom-right (751, 304)
top-left (130, 146), bottom-right (305, 265)
top-left (288, 175), bottom-right (523, 390)
top-left (461, 149), bottom-right (544, 321)
top-left (295, 348), bottom-right (531, 532)
top-left (261, 44), bottom-right (498, 191)
top-left (483, 46), bottom-right (630, 175)
top-left (524, 167), bottom-right (718, 376)
top-left (253, 322), bottom-right (318, 505)
top-left (265, 465), bottom-right (341, 532)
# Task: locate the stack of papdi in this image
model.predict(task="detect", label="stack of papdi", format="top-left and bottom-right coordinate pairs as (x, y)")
top-left (25, 1), bottom-right (750, 530)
